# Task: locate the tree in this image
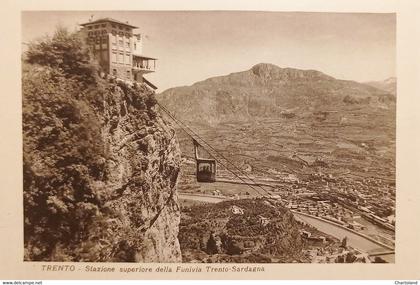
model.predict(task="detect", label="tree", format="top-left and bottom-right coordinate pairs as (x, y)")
top-left (373, 256), bottom-right (387, 263)
top-left (345, 252), bottom-right (357, 263)
top-left (206, 233), bottom-right (218, 255)
top-left (341, 236), bottom-right (348, 248)
top-left (25, 26), bottom-right (97, 84)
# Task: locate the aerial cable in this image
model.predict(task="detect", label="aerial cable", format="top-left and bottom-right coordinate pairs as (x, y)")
top-left (157, 102), bottom-right (265, 196)
top-left (157, 102), bottom-right (272, 198)
top-left (156, 102), bottom-right (272, 198)
top-left (157, 102), bottom-right (273, 197)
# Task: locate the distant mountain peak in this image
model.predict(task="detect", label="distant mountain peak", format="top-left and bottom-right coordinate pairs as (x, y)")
top-left (365, 77), bottom-right (396, 95)
top-left (251, 63), bottom-right (278, 77)
top-left (250, 63), bottom-right (333, 81)
top-left (251, 62), bottom-right (279, 72)
top-left (252, 62), bottom-right (279, 69)
top-left (384, 77), bottom-right (397, 84)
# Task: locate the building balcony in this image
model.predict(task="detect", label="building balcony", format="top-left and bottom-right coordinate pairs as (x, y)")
top-left (132, 65), bottom-right (155, 73)
top-left (132, 55), bottom-right (156, 74)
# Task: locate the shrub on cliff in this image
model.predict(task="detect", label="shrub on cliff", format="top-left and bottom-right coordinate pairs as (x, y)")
top-left (22, 66), bottom-right (106, 260)
top-left (25, 27), bottom-right (97, 84)
top-left (23, 28), bottom-right (108, 261)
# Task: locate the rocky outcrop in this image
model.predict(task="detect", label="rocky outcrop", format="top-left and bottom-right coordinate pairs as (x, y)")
top-left (101, 82), bottom-right (182, 262)
top-left (23, 63), bottom-right (182, 262)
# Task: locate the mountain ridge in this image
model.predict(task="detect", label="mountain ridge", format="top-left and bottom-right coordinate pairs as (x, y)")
top-left (158, 63), bottom-right (394, 125)
top-left (163, 63), bottom-right (336, 93)
top-left (365, 77), bottom-right (396, 95)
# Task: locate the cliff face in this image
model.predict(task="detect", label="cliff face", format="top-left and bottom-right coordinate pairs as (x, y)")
top-left (23, 61), bottom-right (182, 262)
top-left (101, 83), bottom-right (182, 262)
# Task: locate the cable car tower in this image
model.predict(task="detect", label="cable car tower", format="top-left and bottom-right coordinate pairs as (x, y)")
top-left (193, 138), bottom-right (216, 182)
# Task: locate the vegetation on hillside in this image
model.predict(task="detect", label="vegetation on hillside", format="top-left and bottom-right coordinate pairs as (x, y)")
top-left (179, 199), bottom-right (305, 263)
top-left (23, 28), bottom-right (159, 261)
top-left (25, 27), bottom-right (97, 84)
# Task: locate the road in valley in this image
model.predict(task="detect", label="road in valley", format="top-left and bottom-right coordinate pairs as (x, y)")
top-left (179, 193), bottom-right (228, 203)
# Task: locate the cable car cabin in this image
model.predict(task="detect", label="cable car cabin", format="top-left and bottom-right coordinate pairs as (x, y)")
top-left (193, 139), bottom-right (216, 183)
top-left (196, 158), bottom-right (216, 182)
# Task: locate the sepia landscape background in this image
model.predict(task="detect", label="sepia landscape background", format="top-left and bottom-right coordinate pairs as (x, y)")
top-left (21, 11), bottom-right (396, 264)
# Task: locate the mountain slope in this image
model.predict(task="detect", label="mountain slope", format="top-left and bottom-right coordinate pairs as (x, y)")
top-left (158, 63), bottom-right (394, 125)
top-left (158, 62), bottom-right (395, 187)
top-left (365, 77), bottom-right (397, 96)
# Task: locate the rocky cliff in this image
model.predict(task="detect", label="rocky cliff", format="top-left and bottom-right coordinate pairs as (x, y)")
top-left (23, 29), bottom-right (182, 262)
top-left (99, 82), bottom-right (182, 262)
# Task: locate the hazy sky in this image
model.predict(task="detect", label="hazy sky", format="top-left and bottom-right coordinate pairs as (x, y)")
top-left (22, 11), bottom-right (395, 91)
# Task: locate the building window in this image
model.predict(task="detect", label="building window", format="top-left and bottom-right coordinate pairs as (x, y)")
top-left (111, 35), bottom-right (116, 45)
top-left (101, 50), bottom-right (107, 62)
top-left (112, 69), bottom-right (117, 76)
top-left (125, 53), bottom-right (130, 64)
top-left (126, 42), bottom-right (130, 48)
top-left (118, 52), bottom-right (123, 63)
top-left (134, 42), bottom-right (136, 49)
top-left (126, 70), bottom-right (131, 79)
top-left (112, 24), bottom-right (116, 28)
top-left (88, 26), bottom-right (92, 30)
top-left (101, 24), bottom-right (106, 28)
top-left (111, 52), bottom-right (117, 63)
top-left (119, 40), bottom-right (123, 47)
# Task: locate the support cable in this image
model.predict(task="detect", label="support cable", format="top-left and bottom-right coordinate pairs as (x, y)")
top-left (156, 102), bottom-right (273, 198)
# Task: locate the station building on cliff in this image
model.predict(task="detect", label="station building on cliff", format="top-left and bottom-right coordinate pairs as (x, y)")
top-left (79, 17), bottom-right (157, 89)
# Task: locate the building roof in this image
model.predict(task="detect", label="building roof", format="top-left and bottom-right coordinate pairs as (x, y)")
top-left (80, 17), bottom-right (138, 29)
top-left (133, 54), bottom-right (158, 60)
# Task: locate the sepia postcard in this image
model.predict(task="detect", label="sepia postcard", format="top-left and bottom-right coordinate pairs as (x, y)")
top-left (1, 0), bottom-right (420, 281)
